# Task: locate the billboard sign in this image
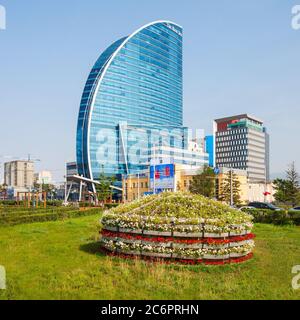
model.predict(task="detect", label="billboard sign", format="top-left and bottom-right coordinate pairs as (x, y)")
top-left (214, 167), bottom-right (220, 175)
top-left (150, 164), bottom-right (175, 190)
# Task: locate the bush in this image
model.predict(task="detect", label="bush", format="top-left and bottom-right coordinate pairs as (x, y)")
top-left (104, 203), bottom-right (119, 209)
top-left (0, 200), bottom-right (17, 206)
top-left (242, 208), bottom-right (299, 226)
top-left (79, 202), bottom-right (92, 208)
top-left (46, 200), bottom-right (63, 206)
top-left (288, 211), bottom-right (300, 225)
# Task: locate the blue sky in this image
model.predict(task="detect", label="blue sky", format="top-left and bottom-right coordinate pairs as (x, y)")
top-left (0, 0), bottom-right (299, 182)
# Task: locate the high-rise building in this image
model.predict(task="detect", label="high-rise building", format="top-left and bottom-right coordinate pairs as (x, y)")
top-left (205, 135), bottom-right (214, 167)
top-left (213, 114), bottom-right (270, 183)
top-left (76, 21), bottom-right (186, 182)
top-left (4, 160), bottom-right (34, 188)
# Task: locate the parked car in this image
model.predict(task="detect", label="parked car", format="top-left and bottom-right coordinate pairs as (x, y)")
top-left (239, 206), bottom-right (256, 212)
top-left (248, 202), bottom-right (281, 211)
top-left (289, 206), bottom-right (300, 212)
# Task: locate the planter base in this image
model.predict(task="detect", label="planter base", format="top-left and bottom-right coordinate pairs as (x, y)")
top-left (100, 247), bottom-right (254, 265)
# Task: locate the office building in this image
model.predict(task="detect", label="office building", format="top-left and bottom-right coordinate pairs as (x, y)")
top-left (213, 114), bottom-right (270, 183)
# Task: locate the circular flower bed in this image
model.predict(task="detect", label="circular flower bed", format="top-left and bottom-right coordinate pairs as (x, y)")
top-left (100, 192), bottom-right (255, 264)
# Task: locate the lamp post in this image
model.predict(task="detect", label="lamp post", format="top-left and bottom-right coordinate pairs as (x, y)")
top-left (137, 172), bottom-right (140, 200)
top-left (230, 169), bottom-right (233, 206)
top-left (152, 144), bottom-right (156, 195)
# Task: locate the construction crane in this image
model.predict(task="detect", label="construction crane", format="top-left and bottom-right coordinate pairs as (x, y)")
top-left (25, 154), bottom-right (41, 163)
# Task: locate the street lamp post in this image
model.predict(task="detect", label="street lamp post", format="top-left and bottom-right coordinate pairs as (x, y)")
top-left (230, 169), bottom-right (233, 206)
top-left (153, 144), bottom-right (156, 195)
top-left (137, 172), bottom-right (140, 200)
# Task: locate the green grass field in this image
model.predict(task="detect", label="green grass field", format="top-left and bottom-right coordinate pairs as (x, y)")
top-left (0, 213), bottom-right (299, 300)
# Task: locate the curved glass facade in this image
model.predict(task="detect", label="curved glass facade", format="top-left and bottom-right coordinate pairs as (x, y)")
top-left (76, 21), bottom-right (183, 180)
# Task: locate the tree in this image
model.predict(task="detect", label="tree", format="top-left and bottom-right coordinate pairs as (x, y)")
top-left (33, 183), bottom-right (55, 194)
top-left (0, 183), bottom-right (8, 200)
top-left (219, 170), bottom-right (241, 205)
top-left (274, 162), bottom-right (300, 206)
top-left (189, 165), bottom-right (216, 198)
top-left (273, 179), bottom-right (291, 203)
top-left (95, 173), bottom-right (115, 204)
top-left (286, 162), bottom-right (300, 206)
top-left (0, 183), bottom-right (7, 192)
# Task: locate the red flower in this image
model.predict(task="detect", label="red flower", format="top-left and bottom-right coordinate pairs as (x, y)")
top-left (101, 230), bottom-right (255, 249)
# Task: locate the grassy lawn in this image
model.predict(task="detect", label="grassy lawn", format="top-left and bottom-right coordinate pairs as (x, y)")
top-left (0, 213), bottom-right (299, 300)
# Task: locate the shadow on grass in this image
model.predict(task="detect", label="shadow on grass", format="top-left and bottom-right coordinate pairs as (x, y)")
top-left (79, 241), bottom-right (105, 257)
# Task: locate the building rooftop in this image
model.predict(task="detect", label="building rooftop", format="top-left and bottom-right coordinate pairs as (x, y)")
top-left (4, 160), bottom-right (34, 164)
top-left (214, 114), bottom-right (264, 125)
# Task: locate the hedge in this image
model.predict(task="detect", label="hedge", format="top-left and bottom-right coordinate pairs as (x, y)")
top-left (0, 207), bottom-right (76, 217)
top-left (79, 203), bottom-right (120, 209)
top-left (288, 211), bottom-right (300, 225)
top-left (242, 208), bottom-right (300, 226)
top-left (0, 208), bottom-right (102, 226)
top-left (46, 200), bottom-right (64, 206)
top-left (0, 200), bottom-right (17, 206)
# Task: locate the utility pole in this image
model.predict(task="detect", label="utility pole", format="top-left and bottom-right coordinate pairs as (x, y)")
top-left (39, 180), bottom-right (43, 202)
top-left (122, 174), bottom-right (125, 203)
top-left (230, 169), bottom-right (233, 206)
top-left (264, 165), bottom-right (267, 203)
top-left (129, 173), bottom-right (132, 202)
top-left (64, 177), bottom-right (67, 204)
top-left (79, 180), bottom-right (83, 202)
top-left (153, 144), bottom-right (156, 195)
top-left (137, 172), bottom-right (140, 200)
top-left (63, 164), bottom-right (68, 205)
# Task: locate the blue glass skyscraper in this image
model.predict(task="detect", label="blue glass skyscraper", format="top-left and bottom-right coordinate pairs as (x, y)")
top-left (76, 21), bottom-right (184, 181)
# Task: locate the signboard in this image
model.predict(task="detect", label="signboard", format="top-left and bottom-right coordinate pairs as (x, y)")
top-left (214, 167), bottom-right (220, 175)
top-left (150, 164), bottom-right (175, 190)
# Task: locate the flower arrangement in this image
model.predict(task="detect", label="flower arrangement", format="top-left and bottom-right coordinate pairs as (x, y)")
top-left (100, 192), bottom-right (255, 264)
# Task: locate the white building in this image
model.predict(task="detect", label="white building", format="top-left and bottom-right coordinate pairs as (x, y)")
top-left (150, 143), bottom-right (209, 171)
top-left (4, 160), bottom-right (34, 188)
top-left (34, 171), bottom-right (52, 185)
top-left (247, 183), bottom-right (274, 203)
